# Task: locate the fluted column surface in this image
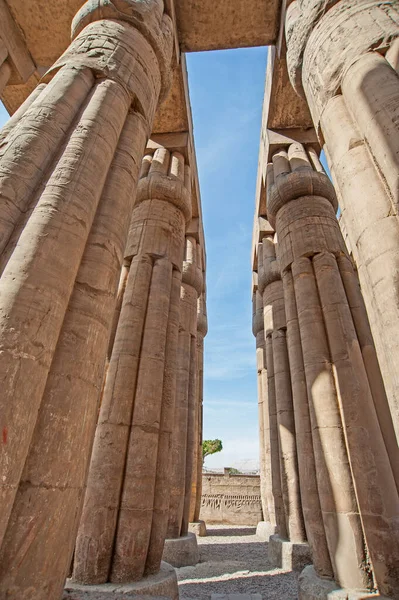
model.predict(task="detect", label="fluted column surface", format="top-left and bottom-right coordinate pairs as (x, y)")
top-left (0, 2), bottom-right (173, 598)
top-left (267, 141), bottom-right (399, 596)
top-left (168, 235), bottom-right (202, 538)
top-left (73, 145), bottom-right (191, 585)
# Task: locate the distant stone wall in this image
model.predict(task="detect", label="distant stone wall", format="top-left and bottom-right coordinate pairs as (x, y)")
top-left (200, 471), bottom-right (262, 525)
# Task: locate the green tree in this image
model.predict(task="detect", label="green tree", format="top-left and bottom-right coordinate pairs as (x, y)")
top-left (202, 439), bottom-right (223, 464)
top-left (226, 467), bottom-right (241, 475)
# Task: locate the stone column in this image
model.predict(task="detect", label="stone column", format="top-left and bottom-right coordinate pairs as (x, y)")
top-left (71, 145), bottom-right (191, 596)
top-left (0, 2), bottom-right (173, 599)
top-left (163, 235), bottom-right (202, 568)
top-left (267, 141), bottom-right (399, 598)
top-left (252, 282), bottom-right (275, 541)
top-left (286, 0), bottom-right (399, 443)
top-left (259, 268), bottom-right (286, 544)
top-left (257, 232), bottom-right (310, 571)
top-left (0, 40), bottom-right (11, 94)
top-left (189, 290), bottom-right (208, 537)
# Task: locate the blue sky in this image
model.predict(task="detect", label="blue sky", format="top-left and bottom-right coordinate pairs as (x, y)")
top-left (186, 48), bottom-right (268, 470)
top-left (0, 46), bottom-right (268, 472)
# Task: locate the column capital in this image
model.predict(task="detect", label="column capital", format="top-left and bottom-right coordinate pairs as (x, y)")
top-left (197, 294), bottom-right (208, 338)
top-left (286, 0), bottom-right (399, 127)
top-left (72, 0), bottom-right (173, 100)
top-left (135, 148), bottom-right (192, 222)
top-left (45, 0), bottom-right (173, 120)
top-left (252, 290), bottom-right (264, 338)
top-left (266, 143), bottom-right (337, 228)
top-left (258, 236), bottom-right (281, 296)
top-left (182, 236), bottom-right (203, 295)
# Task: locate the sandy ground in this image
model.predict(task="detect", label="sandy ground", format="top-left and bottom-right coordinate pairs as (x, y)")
top-left (176, 525), bottom-right (299, 599)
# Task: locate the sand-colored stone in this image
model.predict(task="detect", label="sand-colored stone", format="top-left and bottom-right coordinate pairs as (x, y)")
top-left (189, 291), bottom-right (208, 525)
top-left (1, 1), bottom-right (399, 597)
top-left (162, 533), bottom-right (199, 568)
top-left (64, 562), bottom-right (178, 600)
top-left (0, 2), bottom-right (173, 598)
top-left (286, 0), bottom-right (399, 450)
top-left (252, 288), bottom-right (270, 526)
top-left (73, 145), bottom-right (191, 587)
top-left (268, 534), bottom-right (311, 572)
top-left (200, 473), bottom-right (262, 526)
top-left (259, 235), bottom-right (306, 545)
top-left (321, 94), bottom-right (399, 444)
top-left (281, 268), bottom-right (333, 580)
top-left (267, 142), bottom-right (399, 596)
top-left (188, 520), bottom-right (207, 537)
top-left (167, 235), bottom-right (202, 544)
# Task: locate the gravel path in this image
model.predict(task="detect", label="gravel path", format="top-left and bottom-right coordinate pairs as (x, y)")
top-left (176, 525), bottom-right (299, 599)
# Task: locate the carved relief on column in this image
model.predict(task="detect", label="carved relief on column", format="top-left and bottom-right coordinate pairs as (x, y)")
top-left (286, 0), bottom-right (399, 441)
top-left (168, 234), bottom-right (203, 539)
top-left (267, 141), bottom-right (399, 597)
top-left (252, 282), bottom-right (271, 528)
top-left (0, 2), bottom-right (173, 598)
top-left (258, 233), bottom-right (306, 545)
top-left (72, 145), bottom-right (191, 586)
top-left (190, 289), bottom-right (208, 524)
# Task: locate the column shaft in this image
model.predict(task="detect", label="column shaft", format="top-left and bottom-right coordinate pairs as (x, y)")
top-left (321, 94), bottom-right (399, 441)
top-left (268, 140), bottom-right (399, 595)
top-left (261, 240), bottom-right (305, 544)
top-left (73, 145), bottom-right (190, 584)
top-left (145, 269), bottom-right (182, 573)
top-left (272, 324), bottom-right (305, 543)
top-left (0, 110), bottom-right (148, 599)
top-left (313, 250), bottom-right (399, 593)
top-left (0, 1), bottom-right (173, 594)
top-left (168, 236), bottom-right (202, 538)
top-left (282, 269), bottom-right (332, 578)
top-left (286, 0), bottom-right (399, 445)
top-left (252, 288), bottom-right (270, 524)
top-left (190, 292), bottom-right (207, 524)
top-left (182, 335), bottom-right (198, 534)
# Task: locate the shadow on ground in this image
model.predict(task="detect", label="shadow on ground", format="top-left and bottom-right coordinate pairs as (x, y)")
top-left (206, 527), bottom-right (257, 537)
top-left (178, 571), bottom-right (298, 599)
top-left (176, 525), bottom-right (299, 599)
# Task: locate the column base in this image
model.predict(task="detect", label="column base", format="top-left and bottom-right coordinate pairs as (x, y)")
top-left (162, 532), bottom-right (199, 567)
top-left (298, 565), bottom-right (391, 600)
top-left (268, 534), bottom-right (311, 571)
top-left (63, 562), bottom-right (178, 600)
top-left (256, 521), bottom-right (276, 541)
top-left (188, 520), bottom-right (207, 537)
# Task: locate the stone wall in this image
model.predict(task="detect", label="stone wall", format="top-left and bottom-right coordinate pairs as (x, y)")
top-left (200, 472), bottom-right (262, 526)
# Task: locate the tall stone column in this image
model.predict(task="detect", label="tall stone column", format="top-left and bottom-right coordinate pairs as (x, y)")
top-left (286, 0), bottom-right (399, 442)
top-left (257, 232), bottom-right (309, 571)
top-left (71, 145), bottom-right (191, 597)
top-left (252, 277), bottom-right (276, 541)
top-left (267, 141), bottom-right (399, 598)
top-left (0, 2), bottom-right (173, 599)
top-left (189, 290), bottom-right (208, 537)
top-left (163, 235), bottom-right (202, 568)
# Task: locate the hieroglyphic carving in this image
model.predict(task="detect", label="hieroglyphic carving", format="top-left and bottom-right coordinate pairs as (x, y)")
top-left (201, 493), bottom-right (262, 513)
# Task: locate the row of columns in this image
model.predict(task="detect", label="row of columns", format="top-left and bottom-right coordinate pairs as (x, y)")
top-left (73, 146), bottom-right (193, 585)
top-left (255, 2), bottom-right (399, 597)
top-left (286, 0), bottom-right (399, 441)
top-left (254, 141), bottom-right (399, 597)
top-left (0, 0), bottom-right (207, 598)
